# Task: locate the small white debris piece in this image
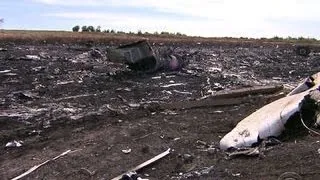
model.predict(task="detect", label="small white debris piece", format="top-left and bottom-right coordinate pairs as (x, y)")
top-left (25, 55), bottom-right (40, 60)
top-left (5, 140), bottom-right (23, 147)
top-left (151, 76), bottom-right (161, 80)
top-left (161, 83), bottom-right (186, 88)
top-left (122, 148), bottom-right (132, 154)
top-left (208, 67), bottom-right (222, 73)
top-left (57, 81), bottom-right (75, 85)
top-left (232, 173), bottom-right (241, 177)
top-left (173, 90), bottom-right (192, 95)
top-left (0, 70), bottom-right (11, 74)
top-left (317, 148), bottom-right (320, 154)
top-left (137, 177), bottom-right (149, 180)
top-left (63, 108), bottom-right (77, 113)
top-left (128, 103), bottom-right (140, 108)
top-left (162, 90), bottom-right (172, 95)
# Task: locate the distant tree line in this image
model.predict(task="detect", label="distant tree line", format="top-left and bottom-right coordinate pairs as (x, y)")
top-left (72, 25), bottom-right (187, 37)
top-left (72, 25), bottom-right (319, 42)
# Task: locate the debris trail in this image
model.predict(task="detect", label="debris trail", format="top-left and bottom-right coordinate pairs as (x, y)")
top-left (11, 149), bottom-right (80, 180)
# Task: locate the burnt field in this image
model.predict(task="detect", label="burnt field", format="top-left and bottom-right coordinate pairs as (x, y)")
top-left (1, 35), bottom-right (320, 180)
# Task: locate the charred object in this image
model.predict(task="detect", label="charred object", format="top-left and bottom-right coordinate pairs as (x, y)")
top-left (107, 40), bottom-right (184, 73)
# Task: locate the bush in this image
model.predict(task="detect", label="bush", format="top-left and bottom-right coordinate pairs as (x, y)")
top-left (72, 25), bottom-right (80, 32)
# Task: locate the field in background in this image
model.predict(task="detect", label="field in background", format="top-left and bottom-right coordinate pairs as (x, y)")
top-left (1, 30), bottom-right (319, 46)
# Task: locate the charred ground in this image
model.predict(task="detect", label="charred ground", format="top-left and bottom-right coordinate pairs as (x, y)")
top-left (1, 33), bottom-right (320, 180)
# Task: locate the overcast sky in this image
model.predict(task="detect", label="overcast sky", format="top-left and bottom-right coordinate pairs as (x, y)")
top-left (0, 0), bottom-right (319, 38)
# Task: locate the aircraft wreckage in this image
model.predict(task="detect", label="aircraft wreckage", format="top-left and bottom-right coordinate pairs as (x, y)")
top-left (220, 72), bottom-right (320, 151)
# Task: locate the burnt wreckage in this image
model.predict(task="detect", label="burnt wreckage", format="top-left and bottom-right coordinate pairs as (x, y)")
top-left (107, 40), bottom-right (185, 73)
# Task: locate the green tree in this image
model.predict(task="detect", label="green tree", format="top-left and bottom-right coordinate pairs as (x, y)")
top-left (72, 25), bottom-right (80, 32)
top-left (87, 26), bottom-right (95, 32)
top-left (81, 26), bottom-right (89, 32)
top-left (96, 26), bottom-right (101, 32)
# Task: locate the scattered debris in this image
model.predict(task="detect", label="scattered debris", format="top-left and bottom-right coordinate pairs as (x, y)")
top-left (172, 90), bottom-right (192, 95)
top-left (220, 72), bottom-right (320, 151)
top-left (90, 48), bottom-right (104, 58)
top-left (14, 91), bottom-right (36, 101)
top-left (161, 96), bottom-right (246, 110)
top-left (23, 55), bottom-right (41, 61)
top-left (11, 149), bottom-right (80, 180)
top-left (160, 83), bottom-right (186, 88)
top-left (79, 168), bottom-right (96, 176)
top-left (112, 148), bottom-right (171, 180)
top-left (232, 173), bottom-right (241, 177)
top-left (200, 85), bottom-right (283, 100)
top-left (56, 80), bottom-right (75, 85)
top-left (175, 166), bottom-right (214, 179)
top-left (0, 69), bottom-right (11, 73)
top-left (0, 47), bottom-right (8, 51)
top-left (122, 148), bottom-right (132, 154)
top-left (128, 103), bottom-right (141, 108)
top-left (5, 140), bottom-right (23, 148)
top-left (278, 172), bottom-right (302, 180)
top-left (226, 147), bottom-right (260, 157)
top-left (120, 171), bottom-right (149, 180)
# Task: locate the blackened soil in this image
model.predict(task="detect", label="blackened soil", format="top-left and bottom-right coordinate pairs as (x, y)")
top-left (1, 40), bottom-right (320, 180)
